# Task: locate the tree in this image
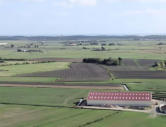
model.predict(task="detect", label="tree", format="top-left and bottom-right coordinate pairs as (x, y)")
top-left (10, 44), bottom-right (15, 48)
top-left (118, 57), bottom-right (122, 65)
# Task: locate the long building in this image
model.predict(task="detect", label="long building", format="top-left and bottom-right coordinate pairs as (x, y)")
top-left (87, 91), bottom-right (152, 107)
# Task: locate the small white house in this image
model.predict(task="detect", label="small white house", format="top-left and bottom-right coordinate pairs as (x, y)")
top-left (87, 91), bottom-right (152, 107)
top-left (0, 43), bottom-right (7, 46)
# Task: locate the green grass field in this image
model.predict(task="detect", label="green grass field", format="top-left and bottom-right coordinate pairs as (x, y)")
top-left (0, 62), bottom-right (69, 76)
top-left (0, 87), bottom-right (89, 106)
top-left (0, 77), bottom-right (58, 83)
top-left (0, 41), bottom-right (166, 60)
top-left (0, 105), bottom-right (165, 127)
top-left (108, 79), bottom-right (166, 92)
top-left (0, 87), bottom-right (165, 127)
top-left (126, 79), bottom-right (166, 92)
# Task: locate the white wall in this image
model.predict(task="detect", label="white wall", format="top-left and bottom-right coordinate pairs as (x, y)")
top-left (87, 100), bottom-right (152, 107)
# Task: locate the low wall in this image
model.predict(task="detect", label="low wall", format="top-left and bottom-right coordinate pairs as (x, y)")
top-left (87, 100), bottom-right (152, 107)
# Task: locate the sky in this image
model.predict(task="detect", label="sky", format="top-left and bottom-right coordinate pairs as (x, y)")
top-left (0, 0), bottom-right (166, 35)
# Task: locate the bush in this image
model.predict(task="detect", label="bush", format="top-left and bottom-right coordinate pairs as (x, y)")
top-left (152, 61), bottom-right (166, 69)
top-left (83, 57), bottom-right (122, 66)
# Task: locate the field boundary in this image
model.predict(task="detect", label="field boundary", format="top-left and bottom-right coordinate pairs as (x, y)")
top-left (0, 83), bottom-right (124, 90)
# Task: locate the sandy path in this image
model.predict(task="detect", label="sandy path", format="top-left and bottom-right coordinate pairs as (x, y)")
top-left (0, 84), bottom-right (124, 90)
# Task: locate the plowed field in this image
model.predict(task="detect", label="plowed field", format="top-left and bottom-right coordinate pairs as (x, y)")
top-left (20, 63), bottom-right (110, 81)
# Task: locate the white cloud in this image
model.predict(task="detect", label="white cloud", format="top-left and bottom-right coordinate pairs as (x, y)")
top-left (105, 0), bottom-right (166, 3)
top-left (138, 0), bottom-right (166, 3)
top-left (1, 0), bottom-right (166, 4)
top-left (69, 0), bottom-right (96, 6)
top-left (27, 0), bottom-right (45, 2)
top-left (0, 0), bottom-right (97, 7)
top-left (0, 0), bottom-right (47, 3)
top-left (124, 9), bottom-right (166, 16)
top-left (53, 0), bottom-right (97, 8)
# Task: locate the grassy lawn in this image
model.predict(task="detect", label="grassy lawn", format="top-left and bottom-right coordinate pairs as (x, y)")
top-left (0, 62), bottom-right (70, 76)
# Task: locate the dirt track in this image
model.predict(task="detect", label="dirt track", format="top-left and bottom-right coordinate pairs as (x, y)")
top-left (0, 83), bottom-right (124, 90)
top-left (30, 58), bottom-right (82, 62)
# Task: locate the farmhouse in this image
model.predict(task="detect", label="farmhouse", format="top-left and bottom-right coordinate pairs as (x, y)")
top-left (87, 91), bottom-right (152, 107)
top-left (0, 43), bottom-right (7, 46)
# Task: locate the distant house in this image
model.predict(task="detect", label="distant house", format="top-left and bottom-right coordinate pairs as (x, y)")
top-left (101, 43), bottom-right (107, 46)
top-left (17, 49), bottom-right (28, 52)
top-left (109, 43), bottom-right (115, 46)
top-left (87, 91), bottom-right (152, 107)
top-left (67, 43), bottom-right (77, 46)
top-left (0, 43), bottom-right (7, 46)
top-left (90, 42), bottom-right (99, 45)
top-left (17, 49), bottom-right (42, 52)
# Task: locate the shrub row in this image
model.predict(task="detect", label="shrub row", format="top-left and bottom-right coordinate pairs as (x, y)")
top-left (0, 58), bottom-right (26, 61)
top-left (83, 57), bottom-right (122, 66)
top-left (152, 61), bottom-right (166, 68)
top-left (0, 61), bottom-right (53, 67)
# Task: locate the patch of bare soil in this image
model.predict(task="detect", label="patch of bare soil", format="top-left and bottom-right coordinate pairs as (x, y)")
top-left (112, 71), bottom-right (166, 79)
top-left (108, 59), bottom-right (159, 71)
top-left (18, 63), bottom-right (110, 81)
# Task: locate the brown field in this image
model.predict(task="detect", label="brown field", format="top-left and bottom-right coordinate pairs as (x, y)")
top-left (137, 59), bottom-right (159, 67)
top-left (106, 59), bottom-right (166, 79)
top-left (112, 71), bottom-right (166, 79)
top-left (19, 63), bottom-right (110, 81)
top-left (19, 58), bottom-right (165, 80)
top-left (109, 59), bottom-right (159, 71)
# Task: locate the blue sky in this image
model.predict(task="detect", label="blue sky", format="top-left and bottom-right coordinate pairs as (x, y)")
top-left (0, 0), bottom-right (166, 35)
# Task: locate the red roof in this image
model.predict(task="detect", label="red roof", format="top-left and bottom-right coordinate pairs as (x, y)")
top-left (88, 92), bottom-right (151, 101)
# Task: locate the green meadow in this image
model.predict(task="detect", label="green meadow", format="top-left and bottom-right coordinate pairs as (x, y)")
top-left (0, 62), bottom-right (69, 76)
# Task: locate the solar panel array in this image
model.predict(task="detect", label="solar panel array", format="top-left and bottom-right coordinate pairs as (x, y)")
top-left (88, 92), bottom-right (151, 101)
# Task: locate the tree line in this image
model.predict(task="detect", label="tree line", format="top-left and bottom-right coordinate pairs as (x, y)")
top-left (83, 57), bottom-right (122, 66)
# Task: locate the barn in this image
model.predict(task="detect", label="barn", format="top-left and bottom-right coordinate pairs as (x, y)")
top-left (87, 91), bottom-right (152, 107)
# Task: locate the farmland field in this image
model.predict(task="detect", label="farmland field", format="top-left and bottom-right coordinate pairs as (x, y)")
top-left (0, 62), bottom-right (69, 76)
top-left (112, 71), bottom-right (166, 79)
top-left (0, 38), bottom-right (166, 127)
top-left (20, 63), bottom-right (110, 81)
top-left (0, 105), bottom-right (165, 127)
top-left (108, 59), bottom-right (159, 71)
top-left (107, 59), bottom-right (166, 79)
top-left (0, 87), bottom-right (90, 106)
top-left (0, 40), bottom-right (166, 60)
top-left (0, 87), bottom-right (165, 127)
